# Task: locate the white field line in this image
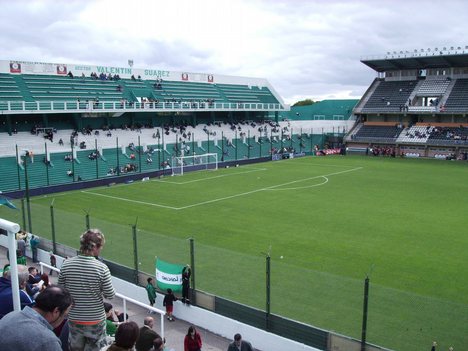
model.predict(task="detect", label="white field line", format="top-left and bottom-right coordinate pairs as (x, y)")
top-left (263, 176), bottom-right (329, 191)
top-left (272, 159), bottom-right (363, 168)
top-left (80, 191), bottom-right (179, 210)
top-left (153, 167), bottom-right (267, 185)
top-left (81, 166), bottom-right (362, 211)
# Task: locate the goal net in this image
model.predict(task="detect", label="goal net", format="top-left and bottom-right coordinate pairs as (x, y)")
top-left (172, 153), bottom-right (218, 176)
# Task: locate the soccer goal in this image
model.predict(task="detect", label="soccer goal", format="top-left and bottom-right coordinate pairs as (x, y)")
top-left (172, 153), bottom-right (218, 176)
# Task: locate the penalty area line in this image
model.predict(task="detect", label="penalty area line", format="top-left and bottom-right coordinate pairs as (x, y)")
top-left (152, 167), bottom-right (268, 185)
top-left (80, 190), bottom-right (179, 210)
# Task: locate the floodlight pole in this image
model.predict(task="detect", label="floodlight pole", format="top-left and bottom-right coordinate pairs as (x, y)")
top-left (361, 276), bottom-right (370, 351)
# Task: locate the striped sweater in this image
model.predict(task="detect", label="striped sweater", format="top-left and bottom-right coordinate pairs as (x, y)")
top-left (58, 255), bottom-right (115, 322)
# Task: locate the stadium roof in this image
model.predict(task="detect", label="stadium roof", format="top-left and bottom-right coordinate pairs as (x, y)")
top-left (361, 51), bottom-right (468, 72)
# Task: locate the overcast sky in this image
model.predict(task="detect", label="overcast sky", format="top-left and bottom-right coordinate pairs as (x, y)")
top-left (1, 0), bottom-right (467, 104)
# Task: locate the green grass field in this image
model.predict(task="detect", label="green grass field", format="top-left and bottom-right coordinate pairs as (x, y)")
top-left (2, 155), bottom-right (467, 351)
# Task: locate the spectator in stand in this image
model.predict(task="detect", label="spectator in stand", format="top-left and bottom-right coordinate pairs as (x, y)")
top-left (16, 249), bottom-right (27, 265)
top-left (49, 252), bottom-right (57, 275)
top-left (0, 285), bottom-right (73, 351)
top-left (181, 265), bottom-right (191, 304)
top-left (58, 229), bottom-right (115, 351)
top-left (0, 264), bottom-right (35, 319)
top-left (104, 302), bottom-right (119, 338)
top-left (227, 333), bottom-right (253, 351)
top-left (135, 316), bottom-right (163, 351)
top-left (16, 234), bottom-right (26, 257)
top-left (27, 266), bottom-right (42, 297)
top-left (30, 234), bottom-right (40, 263)
top-left (184, 325), bottom-right (202, 351)
top-left (103, 321), bottom-right (140, 351)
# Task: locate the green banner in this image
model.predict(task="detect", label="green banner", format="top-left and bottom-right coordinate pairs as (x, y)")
top-left (155, 258), bottom-right (184, 292)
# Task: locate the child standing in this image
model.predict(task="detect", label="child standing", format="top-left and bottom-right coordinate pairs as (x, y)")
top-left (163, 288), bottom-right (177, 321)
top-left (146, 277), bottom-right (157, 313)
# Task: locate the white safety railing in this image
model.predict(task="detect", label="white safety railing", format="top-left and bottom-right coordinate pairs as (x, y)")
top-left (0, 100), bottom-right (286, 114)
top-left (39, 261), bottom-right (166, 339)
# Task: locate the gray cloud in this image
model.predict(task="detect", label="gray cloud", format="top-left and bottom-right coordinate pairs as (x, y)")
top-left (1, 0), bottom-right (468, 104)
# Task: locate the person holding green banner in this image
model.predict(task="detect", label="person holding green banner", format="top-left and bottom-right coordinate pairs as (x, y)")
top-left (145, 277), bottom-right (157, 312)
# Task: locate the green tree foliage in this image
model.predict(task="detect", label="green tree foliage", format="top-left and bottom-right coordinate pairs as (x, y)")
top-left (292, 99), bottom-right (316, 107)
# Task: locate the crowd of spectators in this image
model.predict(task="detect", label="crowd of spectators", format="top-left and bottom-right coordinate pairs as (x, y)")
top-left (367, 145), bottom-right (396, 157)
top-left (89, 72), bottom-right (122, 81)
top-left (429, 125), bottom-right (468, 141)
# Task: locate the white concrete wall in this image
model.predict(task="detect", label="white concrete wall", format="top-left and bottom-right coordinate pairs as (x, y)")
top-left (0, 236), bottom-right (320, 351)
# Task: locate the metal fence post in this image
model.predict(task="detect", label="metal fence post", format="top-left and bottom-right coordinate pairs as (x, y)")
top-left (21, 198), bottom-right (26, 230)
top-left (23, 154), bottom-right (32, 233)
top-left (95, 139), bottom-right (99, 179)
top-left (45, 142), bottom-right (50, 186)
top-left (15, 145), bottom-right (21, 190)
top-left (189, 237), bottom-right (196, 305)
top-left (84, 209), bottom-right (90, 230)
top-left (132, 219), bottom-right (139, 285)
top-left (361, 276), bottom-right (370, 351)
top-left (50, 199), bottom-right (57, 254)
top-left (266, 253), bottom-right (271, 330)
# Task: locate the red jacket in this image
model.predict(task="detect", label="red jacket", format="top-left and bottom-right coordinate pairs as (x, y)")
top-left (184, 332), bottom-right (202, 351)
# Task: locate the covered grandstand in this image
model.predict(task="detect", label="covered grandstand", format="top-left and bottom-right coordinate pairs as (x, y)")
top-left (348, 47), bottom-right (468, 159)
top-left (0, 60), bottom-right (356, 194)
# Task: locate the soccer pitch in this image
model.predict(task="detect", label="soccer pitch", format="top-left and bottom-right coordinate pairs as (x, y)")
top-left (2, 155), bottom-right (467, 351)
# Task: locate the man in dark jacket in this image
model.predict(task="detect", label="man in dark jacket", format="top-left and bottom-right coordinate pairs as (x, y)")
top-left (227, 333), bottom-right (253, 351)
top-left (135, 316), bottom-right (163, 351)
top-left (0, 265), bottom-right (34, 319)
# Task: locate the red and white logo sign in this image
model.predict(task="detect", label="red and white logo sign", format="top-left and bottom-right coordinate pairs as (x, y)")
top-left (57, 65), bottom-right (67, 75)
top-left (207, 74), bottom-right (214, 83)
top-left (9, 62), bottom-right (21, 73)
top-left (181, 73), bottom-right (188, 81)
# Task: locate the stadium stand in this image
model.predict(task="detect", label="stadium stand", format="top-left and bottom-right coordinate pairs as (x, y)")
top-left (348, 48), bottom-right (468, 158)
top-left (361, 80), bottom-right (415, 112)
top-left (352, 122), bottom-right (402, 141)
top-left (444, 78), bottom-right (468, 112)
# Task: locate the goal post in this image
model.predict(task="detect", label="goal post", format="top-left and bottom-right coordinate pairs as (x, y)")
top-left (172, 153), bottom-right (218, 176)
